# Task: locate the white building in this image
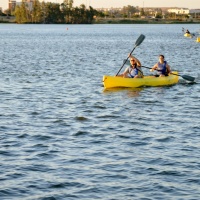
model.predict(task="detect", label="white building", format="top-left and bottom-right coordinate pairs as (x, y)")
top-left (168, 8), bottom-right (189, 14)
top-left (9, 0), bottom-right (16, 11)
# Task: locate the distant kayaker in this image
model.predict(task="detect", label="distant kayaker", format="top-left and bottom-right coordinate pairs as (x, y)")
top-left (117, 54), bottom-right (143, 78)
top-left (185, 29), bottom-right (190, 34)
top-left (150, 55), bottom-right (171, 77)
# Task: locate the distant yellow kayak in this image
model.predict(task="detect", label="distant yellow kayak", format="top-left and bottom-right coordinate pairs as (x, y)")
top-left (184, 33), bottom-right (191, 37)
top-left (196, 37), bottom-right (200, 42)
top-left (102, 72), bottom-right (179, 89)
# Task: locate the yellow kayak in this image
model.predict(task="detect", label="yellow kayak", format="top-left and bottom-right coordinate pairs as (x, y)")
top-left (184, 33), bottom-right (191, 37)
top-left (196, 37), bottom-right (200, 42)
top-left (102, 72), bottom-right (179, 89)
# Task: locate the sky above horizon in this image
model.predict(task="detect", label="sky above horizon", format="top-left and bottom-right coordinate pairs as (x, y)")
top-left (1, 0), bottom-right (200, 11)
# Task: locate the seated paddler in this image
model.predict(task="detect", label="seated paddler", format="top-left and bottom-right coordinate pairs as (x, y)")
top-left (150, 55), bottom-right (171, 77)
top-left (185, 29), bottom-right (190, 34)
top-left (117, 54), bottom-right (143, 78)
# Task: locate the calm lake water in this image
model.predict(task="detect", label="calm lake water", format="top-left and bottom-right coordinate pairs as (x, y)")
top-left (0, 24), bottom-right (200, 200)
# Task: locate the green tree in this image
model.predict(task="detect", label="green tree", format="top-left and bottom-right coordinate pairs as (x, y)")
top-left (140, 8), bottom-right (145, 16)
top-left (14, 5), bottom-right (21, 23)
top-left (61, 0), bottom-right (73, 23)
top-left (155, 9), bottom-right (162, 18)
top-left (87, 6), bottom-right (96, 23)
top-left (121, 5), bottom-right (137, 17)
top-left (79, 4), bottom-right (86, 23)
top-left (13, 0), bottom-right (102, 24)
top-left (32, 0), bottom-right (42, 23)
top-left (40, 1), bottom-right (46, 23)
top-left (15, 1), bottom-right (29, 23)
top-left (45, 2), bottom-right (62, 23)
top-left (155, 13), bottom-right (162, 19)
top-left (71, 6), bottom-right (81, 23)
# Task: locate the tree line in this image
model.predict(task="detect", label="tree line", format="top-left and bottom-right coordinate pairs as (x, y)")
top-left (1, 2), bottom-right (195, 24)
top-left (13, 0), bottom-right (103, 24)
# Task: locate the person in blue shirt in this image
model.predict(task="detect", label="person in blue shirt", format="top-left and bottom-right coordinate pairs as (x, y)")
top-left (117, 54), bottom-right (143, 78)
top-left (150, 55), bottom-right (171, 77)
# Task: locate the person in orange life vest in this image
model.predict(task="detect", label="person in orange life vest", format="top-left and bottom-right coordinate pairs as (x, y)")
top-left (117, 54), bottom-right (143, 78)
top-left (150, 55), bottom-right (171, 77)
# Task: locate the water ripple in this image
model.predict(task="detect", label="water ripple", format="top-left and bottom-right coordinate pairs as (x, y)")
top-left (0, 24), bottom-right (200, 200)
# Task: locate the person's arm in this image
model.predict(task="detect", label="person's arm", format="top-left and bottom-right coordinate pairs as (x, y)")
top-left (166, 63), bottom-right (171, 74)
top-left (122, 67), bottom-right (129, 78)
top-left (116, 67), bottom-right (129, 77)
top-left (128, 54), bottom-right (141, 66)
top-left (150, 63), bottom-right (158, 72)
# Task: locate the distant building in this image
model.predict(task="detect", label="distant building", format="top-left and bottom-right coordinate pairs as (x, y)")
top-left (0, 7), bottom-right (2, 12)
top-left (9, 0), bottom-right (35, 11)
top-left (9, 0), bottom-right (16, 11)
top-left (96, 8), bottom-right (122, 12)
top-left (168, 8), bottom-right (189, 14)
top-left (189, 9), bottom-right (200, 14)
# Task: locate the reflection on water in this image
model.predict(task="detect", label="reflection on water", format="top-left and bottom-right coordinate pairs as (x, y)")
top-left (103, 87), bottom-right (143, 97)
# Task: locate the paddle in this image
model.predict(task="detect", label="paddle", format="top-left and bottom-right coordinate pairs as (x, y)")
top-left (141, 65), bottom-right (195, 82)
top-left (116, 34), bottom-right (145, 76)
top-left (182, 27), bottom-right (196, 36)
top-left (122, 59), bottom-right (130, 65)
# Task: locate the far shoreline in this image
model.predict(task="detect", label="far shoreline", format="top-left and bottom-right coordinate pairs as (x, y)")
top-left (93, 17), bottom-right (200, 24)
top-left (1, 16), bottom-right (200, 24)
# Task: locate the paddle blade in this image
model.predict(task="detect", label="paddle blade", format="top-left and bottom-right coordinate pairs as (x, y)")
top-left (181, 75), bottom-right (195, 82)
top-left (135, 34), bottom-right (145, 47)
